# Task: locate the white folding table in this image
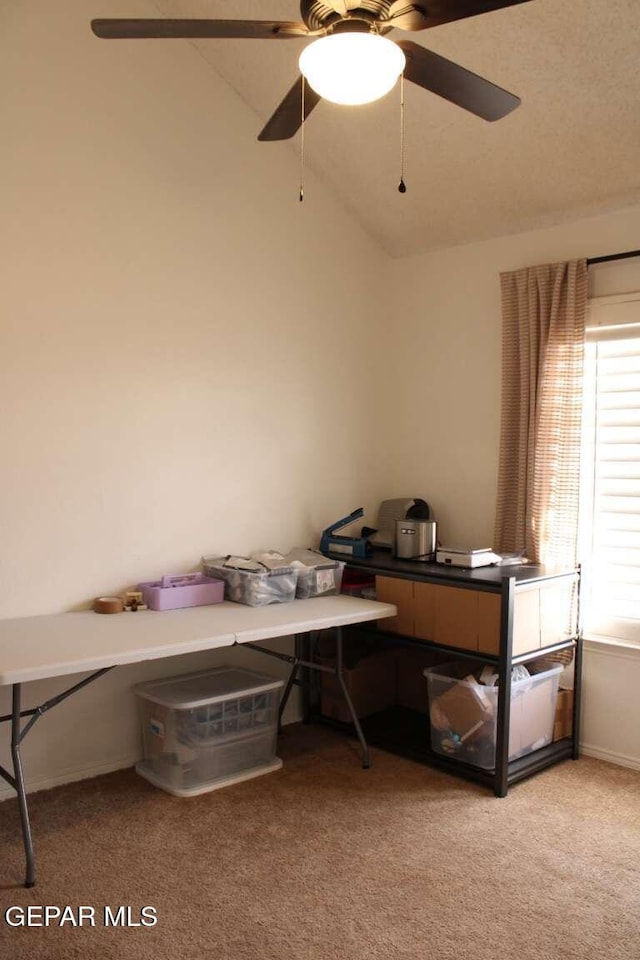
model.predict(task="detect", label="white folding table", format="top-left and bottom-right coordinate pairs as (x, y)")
top-left (0, 595), bottom-right (396, 888)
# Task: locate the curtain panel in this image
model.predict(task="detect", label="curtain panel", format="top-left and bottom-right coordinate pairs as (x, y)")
top-left (494, 259), bottom-right (587, 566)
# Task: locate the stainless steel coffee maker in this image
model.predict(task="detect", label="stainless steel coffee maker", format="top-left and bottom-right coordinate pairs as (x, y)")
top-left (394, 519), bottom-right (437, 561)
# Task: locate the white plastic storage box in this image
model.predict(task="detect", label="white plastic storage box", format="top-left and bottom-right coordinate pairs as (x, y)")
top-left (284, 548), bottom-right (345, 599)
top-left (425, 660), bottom-right (563, 771)
top-left (134, 666), bottom-right (284, 797)
top-left (202, 556), bottom-right (298, 606)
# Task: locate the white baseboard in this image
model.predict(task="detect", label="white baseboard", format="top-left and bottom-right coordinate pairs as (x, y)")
top-left (0, 753), bottom-right (139, 802)
top-left (2, 738), bottom-right (638, 803)
top-left (0, 716), bottom-right (302, 802)
top-left (580, 743), bottom-right (640, 772)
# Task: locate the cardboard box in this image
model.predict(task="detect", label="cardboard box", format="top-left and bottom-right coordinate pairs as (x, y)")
top-left (320, 648), bottom-right (398, 723)
top-left (552, 688), bottom-right (574, 741)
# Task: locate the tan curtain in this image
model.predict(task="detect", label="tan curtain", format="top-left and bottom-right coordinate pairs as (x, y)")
top-left (494, 259), bottom-right (587, 566)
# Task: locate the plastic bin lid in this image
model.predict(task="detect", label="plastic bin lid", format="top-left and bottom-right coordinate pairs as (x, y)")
top-left (284, 548), bottom-right (341, 570)
top-left (134, 666), bottom-right (283, 708)
top-left (424, 661), bottom-right (564, 685)
top-left (202, 556), bottom-right (295, 577)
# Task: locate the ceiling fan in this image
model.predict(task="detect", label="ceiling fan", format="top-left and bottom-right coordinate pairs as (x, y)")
top-left (91, 1), bottom-right (533, 142)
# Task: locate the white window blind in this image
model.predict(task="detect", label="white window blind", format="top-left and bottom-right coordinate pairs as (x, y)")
top-left (581, 293), bottom-right (640, 644)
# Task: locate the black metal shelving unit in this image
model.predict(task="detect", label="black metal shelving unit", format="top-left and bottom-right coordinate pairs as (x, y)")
top-left (300, 553), bottom-right (581, 797)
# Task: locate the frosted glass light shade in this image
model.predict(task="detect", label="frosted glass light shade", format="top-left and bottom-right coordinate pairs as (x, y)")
top-left (298, 33), bottom-right (405, 106)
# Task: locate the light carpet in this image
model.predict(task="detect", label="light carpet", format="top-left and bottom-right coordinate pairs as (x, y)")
top-left (1, 724), bottom-right (639, 960)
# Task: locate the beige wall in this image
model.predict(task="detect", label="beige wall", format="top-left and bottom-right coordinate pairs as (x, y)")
top-left (0, 1), bottom-right (386, 794)
top-left (1, 0), bottom-right (387, 622)
top-left (376, 203), bottom-right (640, 547)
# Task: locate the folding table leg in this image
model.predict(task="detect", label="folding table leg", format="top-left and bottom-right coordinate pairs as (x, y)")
top-left (245, 631), bottom-right (371, 768)
top-left (11, 685), bottom-right (36, 888)
top-left (335, 627), bottom-right (370, 769)
top-left (278, 662), bottom-right (298, 731)
top-left (1, 668), bottom-right (114, 888)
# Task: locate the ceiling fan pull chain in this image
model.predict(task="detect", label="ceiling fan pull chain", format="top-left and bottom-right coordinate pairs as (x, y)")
top-left (299, 75), bottom-right (305, 202)
top-left (398, 72), bottom-right (407, 194)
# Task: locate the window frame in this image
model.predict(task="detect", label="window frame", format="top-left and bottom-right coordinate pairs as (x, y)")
top-left (579, 291), bottom-right (640, 648)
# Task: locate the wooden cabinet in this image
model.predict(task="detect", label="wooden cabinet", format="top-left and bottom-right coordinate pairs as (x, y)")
top-left (377, 576), bottom-right (501, 655)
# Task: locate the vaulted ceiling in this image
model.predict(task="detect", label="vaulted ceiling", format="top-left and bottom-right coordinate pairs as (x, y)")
top-left (144, 0), bottom-right (639, 256)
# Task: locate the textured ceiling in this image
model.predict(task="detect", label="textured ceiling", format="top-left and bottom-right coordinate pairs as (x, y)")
top-left (152, 0), bottom-right (640, 256)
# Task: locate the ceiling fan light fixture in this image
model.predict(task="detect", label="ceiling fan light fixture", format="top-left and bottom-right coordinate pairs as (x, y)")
top-left (299, 33), bottom-right (406, 106)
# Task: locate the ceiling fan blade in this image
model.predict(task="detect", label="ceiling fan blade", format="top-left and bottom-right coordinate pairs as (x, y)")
top-left (397, 41), bottom-right (520, 121)
top-left (258, 79), bottom-right (321, 141)
top-left (91, 19), bottom-right (310, 40)
top-left (384, 0), bottom-right (532, 31)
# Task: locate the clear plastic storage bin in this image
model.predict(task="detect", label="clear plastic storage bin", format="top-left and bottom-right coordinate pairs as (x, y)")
top-left (202, 556), bottom-right (298, 606)
top-left (425, 660), bottom-right (563, 771)
top-left (135, 666), bottom-right (284, 796)
top-left (284, 548), bottom-right (345, 599)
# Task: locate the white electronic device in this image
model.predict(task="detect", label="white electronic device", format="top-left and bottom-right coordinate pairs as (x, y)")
top-left (436, 547), bottom-right (501, 569)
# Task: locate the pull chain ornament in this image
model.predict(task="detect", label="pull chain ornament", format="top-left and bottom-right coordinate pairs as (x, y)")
top-left (299, 75), bottom-right (305, 202)
top-left (398, 72), bottom-right (407, 194)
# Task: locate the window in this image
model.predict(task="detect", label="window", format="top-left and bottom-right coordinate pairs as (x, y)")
top-left (580, 292), bottom-right (640, 645)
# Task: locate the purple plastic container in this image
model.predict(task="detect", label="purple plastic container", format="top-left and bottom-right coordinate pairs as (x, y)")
top-left (138, 574), bottom-right (225, 612)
